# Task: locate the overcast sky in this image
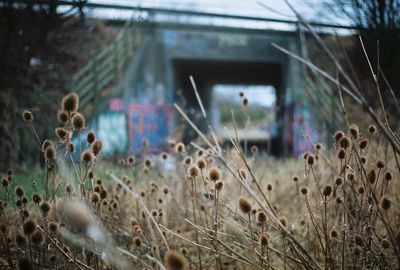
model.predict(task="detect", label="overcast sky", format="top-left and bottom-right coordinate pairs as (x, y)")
top-left (85, 0), bottom-right (350, 29)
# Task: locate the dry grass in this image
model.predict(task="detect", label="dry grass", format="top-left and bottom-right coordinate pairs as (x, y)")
top-left (1, 88), bottom-right (400, 270)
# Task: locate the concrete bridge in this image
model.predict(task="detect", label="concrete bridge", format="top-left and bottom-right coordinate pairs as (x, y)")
top-left (70, 6), bottom-right (346, 156)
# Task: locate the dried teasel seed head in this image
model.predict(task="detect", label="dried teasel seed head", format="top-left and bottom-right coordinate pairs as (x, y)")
top-left (358, 186), bottom-right (365, 194)
top-left (359, 139), bottom-right (368, 150)
top-left (257, 211), bottom-right (267, 223)
top-left (87, 131), bottom-right (96, 144)
top-left (22, 219), bottom-right (37, 236)
top-left (250, 145), bottom-right (258, 153)
top-left (15, 186), bottom-right (24, 197)
top-left (346, 173), bottom-right (354, 181)
top-left (380, 196), bottom-right (391, 210)
top-left (91, 140), bottom-right (103, 156)
top-left (67, 143), bottom-right (75, 153)
top-left (55, 127), bottom-right (68, 141)
top-left (144, 158), bottom-right (152, 167)
top-left (279, 217), bottom-right (288, 227)
top-left (62, 93), bottom-right (79, 112)
top-left (322, 185), bottom-right (333, 197)
top-left (376, 160), bottom-right (385, 169)
top-left (183, 156), bottom-right (192, 165)
top-left (337, 149), bottom-right (346, 160)
top-left (335, 176), bottom-right (343, 186)
top-left (349, 124), bottom-right (359, 139)
top-left (165, 250), bottom-right (188, 270)
top-left (360, 156), bottom-right (367, 164)
top-left (168, 139), bottom-right (176, 148)
top-left (40, 201), bottom-right (51, 214)
top-left (242, 98), bottom-right (248, 107)
top-left (239, 91), bottom-right (244, 97)
top-left (161, 152), bottom-right (168, 160)
top-left (91, 193), bottom-right (100, 204)
top-left (81, 149), bottom-right (94, 163)
top-left (333, 130), bottom-right (344, 141)
top-left (314, 143), bottom-right (322, 150)
top-left (238, 197), bottom-right (252, 214)
top-left (300, 186), bottom-right (308, 195)
top-left (196, 149), bottom-right (204, 156)
top-left (15, 234), bottom-right (27, 247)
top-left (187, 165), bottom-right (200, 178)
top-left (367, 169), bottom-right (376, 184)
top-left (163, 186), bottom-right (169, 194)
top-left (133, 236), bottom-right (141, 247)
top-left (44, 145), bottom-right (56, 160)
top-left (352, 246), bottom-right (362, 256)
top-left (32, 193), bottom-right (42, 204)
top-left (22, 110), bottom-right (33, 122)
top-left (215, 180), bottom-right (223, 191)
top-left (48, 222), bottom-right (58, 233)
top-left (330, 228), bottom-right (338, 238)
top-left (368, 124), bottom-right (376, 134)
top-left (42, 139), bottom-right (54, 151)
top-left (57, 110), bottom-right (69, 124)
top-left (71, 112), bottom-right (85, 130)
top-left (306, 154), bottom-right (315, 165)
top-left (1, 178), bottom-right (8, 187)
top-left (384, 171), bottom-right (393, 181)
top-left (208, 167), bottom-right (221, 181)
top-left (127, 155), bottom-right (135, 165)
top-left (260, 233), bottom-right (269, 246)
top-left (266, 183), bottom-right (273, 191)
top-left (196, 158), bottom-right (206, 170)
top-left (338, 136), bottom-right (351, 149)
top-left (175, 143), bottom-right (185, 153)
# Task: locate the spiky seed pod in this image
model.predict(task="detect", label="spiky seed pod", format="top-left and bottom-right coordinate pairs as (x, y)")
top-left (335, 177), bottom-right (343, 186)
top-left (349, 124), bottom-right (359, 139)
top-left (251, 145), bottom-right (258, 153)
top-left (48, 222), bottom-right (58, 233)
top-left (127, 155), bottom-right (135, 165)
top-left (93, 184), bottom-right (101, 193)
top-left (315, 143), bottom-right (322, 150)
top-left (336, 197), bottom-right (343, 204)
top-left (359, 139), bottom-right (369, 149)
top-left (354, 235), bottom-right (363, 246)
top-left (144, 158), bottom-right (152, 167)
top-left (352, 246), bottom-right (362, 256)
top-left (381, 239), bottom-right (390, 249)
top-left (358, 186), bottom-right (365, 194)
top-left (384, 171), bottom-right (393, 181)
top-left (91, 140), bottom-right (103, 156)
top-left (377, 160), bottom-right (385, 169)
top-left (40, 201), bottom-right (51, 214)
top-left (57, 110), bottom-right (69, 124)
top-left (22, 110), bottom-right (33, 122)
top-left (380, 196), bottom-right (391, 210)
top-left (88, 170), bottom-right (95, 179)
top-left (161, 152), bottom-right (168, 160)
top-left (257, 211), bottom-right (267, 223)
top-left (196, 158), bottom-right (206, 170)
top-left (208, 168), bottom-right (221, 181)
top-left (346, 173), bottom-right (354, 181)
top-left (22, 197), bottom-right (28, 204)
top-left (239, 91), bottom-right (244, 97)
top-left (165, 250), bottom-right (188, 270)
top-left (32, 193), bottom-right (42, 204)
top-left (330, 228), bottom-right (338, 238)
top-left (16, 234), bottom-right (27, 247)
top-left (1, 178), bottom-right (9, 187)
top-left (168, 139), bottom-right (176, 149)
top-left (242, 98), bottom-right (249, 107)
top-left (18, 256), bottom-right (33, 270)
top-left (15, 186), bottom-right (24, 197)
top-left (81, 149), bottom-right (94, 163)
top-left (158, 198), bottom-right (163, 204)
top-left (71, 112), bottom-right (85, 130)
top-left (62, 93), bottom-right (79, 112)
top-left (163, 186), bottom-right (169, 195)
top-left (360, 156), bottom-right (367, 164)
top-left (22, 220), bottom-right (36, 236)
top-left (91, 193), bottom-right (100, 204)
top-left (44, 145), bottom-right (56, 160)
top-left (67, 143), bottom-right (75, 153)
top-left (368, 125), bottom-right (376, 134)
top-left (133, 236), bottom-right (141, 247)
top-left (183, 156), bottom-right (192, 165)
top-left (151, 209), bottom-right (158, 217)
top-left (239, 197), bottom-right (252, 214)
top-left (338, 136), bottom-right (351, 149)
top-left (175, 143), bottom-right (185, 153)
top-left (260, 233), bottom-right (269, 245)
top-left (307, 154), bottom-right (315, 165)
top-left (42, 139), bottom-right (54, 151)
top-left (215, 180), bottom-right (223, 191)
top-left (31, 231), bottom-right (43, 245)
top-left (187, 165), bottom-right (200, 178)
top-left (333, 131), bottom-right (344, 141)
top-left (368, 169), bottom-right (376, 184)
top-left (322, 185), bottom-right (333, 197)
top-left (266, 183), bottom-right (272, 191)
top-left (119, 159), bottom-right (126, 166)
top-left (55, 127), bottom-right (68, 141)
top-left (85, 131), bottom-right (95, 144)
top-left (300, 186), bottom-right (308, 195)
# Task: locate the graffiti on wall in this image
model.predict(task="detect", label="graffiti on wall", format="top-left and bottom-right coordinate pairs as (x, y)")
top-left (97, 112), bottom-right (128, 155)
top-left (128, 104), bottom-right (173, 153)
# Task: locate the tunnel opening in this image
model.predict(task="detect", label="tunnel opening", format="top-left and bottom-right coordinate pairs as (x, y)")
top-left (173, 59), bottom-right (284, 155)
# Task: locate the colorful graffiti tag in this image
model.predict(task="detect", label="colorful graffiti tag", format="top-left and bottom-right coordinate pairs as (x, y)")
top-left (128, 104), bottom-right (173, 153)
top-left (97, 112), bottom-right (128, 155)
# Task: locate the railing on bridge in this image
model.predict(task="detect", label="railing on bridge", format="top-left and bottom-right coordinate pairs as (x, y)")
top-left (67, 19), bottom-right (141, 109)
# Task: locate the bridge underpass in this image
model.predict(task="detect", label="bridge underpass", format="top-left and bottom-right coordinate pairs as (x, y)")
top-left (69, 6), bottom-right (346, 156)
